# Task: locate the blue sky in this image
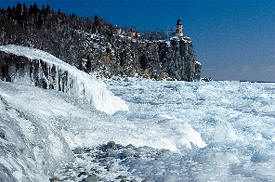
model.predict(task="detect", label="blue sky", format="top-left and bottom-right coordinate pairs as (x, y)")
top-left (1, 0), bottom-right (274, 81)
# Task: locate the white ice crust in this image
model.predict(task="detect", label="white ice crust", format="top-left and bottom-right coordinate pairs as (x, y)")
top-left (0, 45), bottom-right (128, 115)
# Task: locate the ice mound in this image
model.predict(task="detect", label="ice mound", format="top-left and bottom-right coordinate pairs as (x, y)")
top-left (0, 83), bottom-right (74, 182)
top-left (0, 45), bottom-right (128, 115)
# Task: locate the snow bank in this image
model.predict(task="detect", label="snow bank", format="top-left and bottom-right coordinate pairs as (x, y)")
top-left (0, 45), bottom-right (128, 114)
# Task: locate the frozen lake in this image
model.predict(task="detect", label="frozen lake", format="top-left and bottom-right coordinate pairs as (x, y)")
top-left (1, 79), bottom-right (274, 182)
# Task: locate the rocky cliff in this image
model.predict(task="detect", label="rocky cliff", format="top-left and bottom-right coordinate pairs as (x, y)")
top-left (0, 3), bottom-right (201, 81)
top-left (81, 34), bottom-right (201, 81)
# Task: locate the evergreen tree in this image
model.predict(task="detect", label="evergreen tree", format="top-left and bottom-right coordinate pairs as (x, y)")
top-left (45, 5), bottom-right (51, 15)
top-left (15, 3), bottom-right (22, 18)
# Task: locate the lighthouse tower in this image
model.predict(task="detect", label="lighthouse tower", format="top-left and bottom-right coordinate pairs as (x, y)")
top-left (176, 19), bottom-right (184, 37)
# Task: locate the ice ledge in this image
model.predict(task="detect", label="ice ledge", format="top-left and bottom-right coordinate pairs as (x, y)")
top-left (0, 45), bottom-right (128, 114)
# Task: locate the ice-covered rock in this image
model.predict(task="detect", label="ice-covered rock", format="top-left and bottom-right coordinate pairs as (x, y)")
top-left (0, 45), bottom-right (128, 115)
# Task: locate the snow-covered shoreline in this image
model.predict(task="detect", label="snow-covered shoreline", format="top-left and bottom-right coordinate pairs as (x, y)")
top-left (0, 45), bottom-right (274, 182)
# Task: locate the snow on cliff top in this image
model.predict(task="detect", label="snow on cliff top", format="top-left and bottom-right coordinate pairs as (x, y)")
top-left (169, 36), bottom-right (192, 43)
top-left (196, 61), bottom-right (201, 65)
top-left (0, 44), bottom-right (129, 114)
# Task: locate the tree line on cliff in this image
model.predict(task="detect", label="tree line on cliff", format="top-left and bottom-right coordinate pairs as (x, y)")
top-left (0, 3), bottom-right (166, 64)
top-left (0, 3), bottom-right (166, 41)
top-left (0, 3), bottom-right (200, 81)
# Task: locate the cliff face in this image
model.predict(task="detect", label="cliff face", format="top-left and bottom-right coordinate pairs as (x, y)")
top-left (159, 38), bottom-right (201, 81)
top-left (0, 4), bottom-right (201, 81)
top-left (81, 34), bottom-right (201, 81)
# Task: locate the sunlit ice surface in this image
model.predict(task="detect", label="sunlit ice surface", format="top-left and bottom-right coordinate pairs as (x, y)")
top-left (104, 78), bottom-right (275, 181)
top-left (0, 78), bottom-right (274, 181)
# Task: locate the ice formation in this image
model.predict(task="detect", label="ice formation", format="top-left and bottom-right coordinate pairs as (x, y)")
top-left (0, 45), bottom-right (128, 115)
top-left (0, 79), bottom-right (274, 181)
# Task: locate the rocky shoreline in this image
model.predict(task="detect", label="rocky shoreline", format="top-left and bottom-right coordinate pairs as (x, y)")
top-left (52, 141), bottom-right (176, 182)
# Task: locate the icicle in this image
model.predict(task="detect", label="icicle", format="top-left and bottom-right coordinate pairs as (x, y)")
top-left (0, 45), bottom-right (129, 114)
